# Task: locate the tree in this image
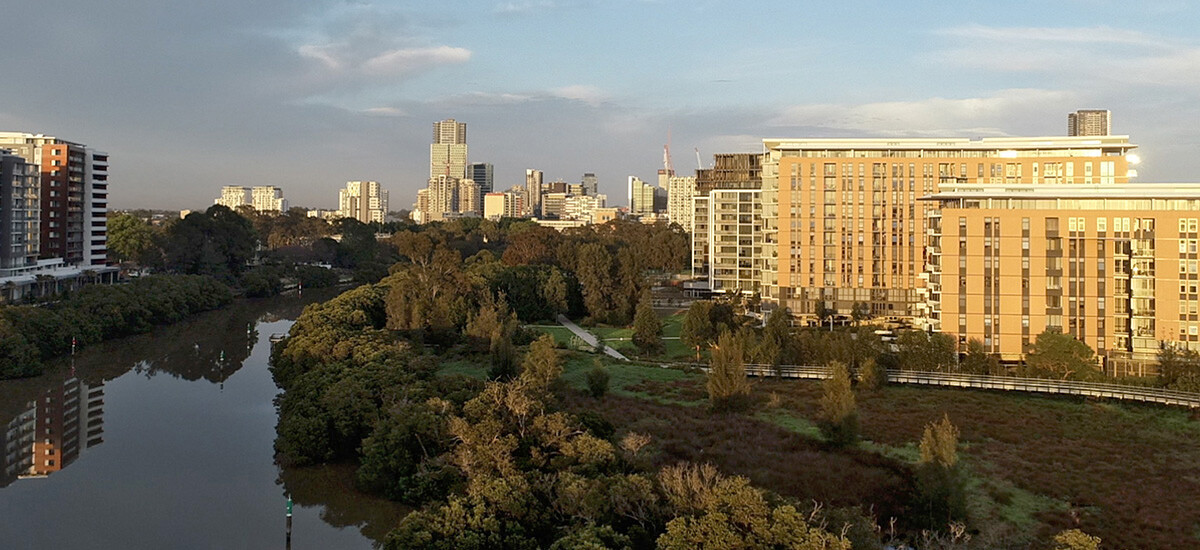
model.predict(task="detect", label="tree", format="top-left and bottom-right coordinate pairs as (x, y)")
top-left (631, 290), bottom-right (663, 356)
top-left (1025, 328), bottom-right (1098, 380)
top-left (817, 362), bottom-right (858, 446)
top-left (915, 414), bottom-right (967, 530)
top-left (1052, 529), bottom-right (1101, 550)
top-left (1157, 346), bottom-right (1200, 391)
top-left (107, 212), bottom-right (159, 264)
top-left (681, 301), bottom-right (717, 360)
top-left (575, 243), bottom-right (615, 322)
top-left (655, 463), bottom-right (850, 550)
top-left (756, 307), bottom-right (792, 370)
top-left (586, 360), bottom-right (610, 399)
top-left (850, 302), bottom-right (871, 326)
top-left (706, 331), bottom-right (751, 412)
top-left (857, 357), bottom-right (886, 392)
top-left (520, 334), bottom-right (562, 393)
top-left (896, 330), bottom-right (957, 372)
top-left (961, 338), bottom-right (1001, 375)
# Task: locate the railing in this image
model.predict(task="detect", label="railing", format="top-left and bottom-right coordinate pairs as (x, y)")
top-left (678, 362), bottom-right (1200, 409)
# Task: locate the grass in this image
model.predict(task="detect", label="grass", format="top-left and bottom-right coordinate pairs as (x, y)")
top-left (436, 358), bottom-right (488, 380)
top-left (580, 311), bottom-right (696, 361)
top-left (526, 325), bottom-right (577, 348)
top-left (561, 353), bottom-right (704, 406)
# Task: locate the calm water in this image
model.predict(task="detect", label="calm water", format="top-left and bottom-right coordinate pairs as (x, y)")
top-left (0, 289), bottom-right (406, 549)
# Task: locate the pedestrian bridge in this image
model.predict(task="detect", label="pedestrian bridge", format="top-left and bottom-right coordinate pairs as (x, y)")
top-left (692, 363), bottom-right (1200, 409)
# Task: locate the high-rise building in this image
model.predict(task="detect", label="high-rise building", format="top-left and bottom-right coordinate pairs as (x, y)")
top-left (1068, 109), bottom-right (1111, 137)
top-left (338, 180), bottom-right (388, 223)
top-left (694, 189), bottom-right (762, 294)
top-left (582, 173), bottom-right (599, 196)
top-left (0, 133), bottom-right (109, 268)
top-left (484, 190), bottom-right (524, 221)
top-left (696, 153), bottom-right (764, 194)
top-left (541, 192), bottom-right (568, 219)
top-left (215, 186), bottom-right (249, 209)
top-left (0, 150), bottom-right (40, 273)
top-left (251, 186), bottom-right (287, 212)
top-left (424, 175), bottom-right (458, 222)
top-left (563, 194), bottom-right (608, 223)
top-left (457, 178), bottom-right (480, 215)
top-left (469, 162), bottom-right (494, 194)
top-left (690, 153), bottom-right (767, 282)
top-left (924, 183), bottom-right (1200, 373)
top-left (431, 119), bottom-right (468, 179)
top-left (667, 175), bottom-right (697, 231)
top-left (524, 169), bottom-right (543, 217)
top-left (760, 136), bottom-right (1137, 322)
top-left (628, 176), bottom-right (657, 216)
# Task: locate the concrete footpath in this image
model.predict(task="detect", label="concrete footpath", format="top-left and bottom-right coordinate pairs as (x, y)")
top-left (555, 314), bottom-right (629, 361)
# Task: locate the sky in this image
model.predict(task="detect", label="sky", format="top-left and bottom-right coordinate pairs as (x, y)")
top-left (3, 0), bottom-right (1200, 210)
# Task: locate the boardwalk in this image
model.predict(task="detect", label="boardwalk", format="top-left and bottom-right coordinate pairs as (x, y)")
top-left (555, 314), bottom-right (629, 361)
top-left (677, 362), bottom-right (1200, 409)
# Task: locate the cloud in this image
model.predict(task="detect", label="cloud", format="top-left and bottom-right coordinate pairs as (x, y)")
top-left (930, 24), bottom-right (1200, 89)
top-left (495, 1), bottom-right (562, 14)
top-left (774, 89), bottom-right (1077, 137)
top-left (549, 85), bottom-right (608, 106)
top-left (361, 107), bottom-right (407, 117)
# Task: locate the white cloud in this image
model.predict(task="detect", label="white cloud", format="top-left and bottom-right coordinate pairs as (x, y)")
top-left (361, 107), bottom-right (406, 117)
top-left (549, 85), bottom-right (607, 106)
top-left (930, 25), bottom-right (1200, 89)
top-left (361, 46), bottom-right (471, 76)
top-left (774, 89), bottom-right (1077, 137)
top-left (495, 1), bottom-right (561, 14)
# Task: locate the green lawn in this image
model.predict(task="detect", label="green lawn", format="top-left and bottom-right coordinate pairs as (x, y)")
top-left (560, 353), bottom-right (704, 406)
top-left (527, 325), bottom-right (578, 348)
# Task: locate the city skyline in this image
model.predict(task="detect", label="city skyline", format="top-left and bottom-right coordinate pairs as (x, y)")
top-left (2, 1), bottom-right (1199, 210)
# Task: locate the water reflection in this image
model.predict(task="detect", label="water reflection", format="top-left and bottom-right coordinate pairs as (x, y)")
top-left (0, 288), bottom-right (399, 549)
top-left (0, 377), bottom-right (104, 487)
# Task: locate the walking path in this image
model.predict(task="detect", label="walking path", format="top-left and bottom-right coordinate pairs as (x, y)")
top-left (556, 314), bottom-right (629, 361)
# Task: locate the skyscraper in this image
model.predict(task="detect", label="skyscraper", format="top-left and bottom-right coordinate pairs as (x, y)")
top-left (582, 173), bottom-right (598, 196)
top-left (469, 162), bottom-right (494, 194)
top-left (1068, 110), bottom-right (1111, 136)
top-left (525, 169), bottom-right (543, 217)
top-left (431, 119), bottom-right (468, 179)
top-left (628, 176), bottom-right (657, 216)
top-left (666, 175), bottom-right (697, 232)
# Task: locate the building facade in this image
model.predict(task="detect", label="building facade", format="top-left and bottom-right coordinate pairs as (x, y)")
top-left (251, 186), bottom-right (287, 212)
top-left (469, 162), bottom-right (493, 194)
top-left (524, 169), bottom-right (543, 217)
top-left (694, 189), bottom-right (762, 294)
top-left (925, 183), bottom-right (1200, 373)
top-left (1068, 110), bottom-right (1112, 137)
top-left (628, 176), bottom-right (657, 216)
top-left (338, 180), bottom-right (388, 223)
top-left (667, 175), bottom-right (697, 231)
top-left (760, 136), bottom-right (1138, 322)
top-left (0, 150), bottom-right (40, 273)
top-left (431, 119), bottom-right (467, 179)
top-left (215, 186), bottom-right (249, 209)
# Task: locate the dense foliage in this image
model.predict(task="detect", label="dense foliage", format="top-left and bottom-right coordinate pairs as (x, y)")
top-left (0, 275), bottom-right (232, 379)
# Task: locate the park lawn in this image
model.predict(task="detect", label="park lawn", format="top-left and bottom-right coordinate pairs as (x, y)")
top-left (527, 325), bottom-right (577, 347)
top-left (560, 353), bottom-right (704, 406)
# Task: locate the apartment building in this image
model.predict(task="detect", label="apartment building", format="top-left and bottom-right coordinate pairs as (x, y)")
top-left (251, 186), bottom-right (287, 212)
top-left (338, 180), bottom-right (388, 223)
top-left (215, 186), bottom-right (249, 209)
top-left (924, 183), bottom-right (1200, 370)
top-left (666, 175), bottom-right (697, 232)
top-left (760, 136), bottom-right (1138, 322)
top-left (693, 189), bottom-right (762, 294)
top-left (1068, 109), bottom-right (1111, 137)
top-left (0, 150), bottom-right (40, 273)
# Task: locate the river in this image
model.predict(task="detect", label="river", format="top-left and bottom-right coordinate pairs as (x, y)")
top-left (0, 289), bottom-right (406, 549)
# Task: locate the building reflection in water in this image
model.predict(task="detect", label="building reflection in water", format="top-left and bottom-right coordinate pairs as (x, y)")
top-left (1, 378), bottom-right (104, 485)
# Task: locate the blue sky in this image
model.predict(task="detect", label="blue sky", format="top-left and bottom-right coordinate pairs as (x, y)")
top-left (3, 0), bottom-right (1199, 209)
